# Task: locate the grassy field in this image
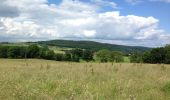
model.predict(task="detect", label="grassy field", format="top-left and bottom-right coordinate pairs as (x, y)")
top-left (0, 59), bottom-right (170, 100)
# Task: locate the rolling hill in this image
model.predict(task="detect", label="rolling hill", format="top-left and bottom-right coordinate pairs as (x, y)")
top-left (37, 40), bottom-right (151, 54)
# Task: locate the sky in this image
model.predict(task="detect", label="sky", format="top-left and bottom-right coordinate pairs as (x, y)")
top-left (0, 0), bottom-right (170, 47)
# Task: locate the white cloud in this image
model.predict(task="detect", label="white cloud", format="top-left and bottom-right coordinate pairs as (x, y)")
top-left (83, 30), bottom-right (96, 37)
top-left (0, 0), bottom-right (169, 47)
top-left (91, 0), bottom-right (117, 9)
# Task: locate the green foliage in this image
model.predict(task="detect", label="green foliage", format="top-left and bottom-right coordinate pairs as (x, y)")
top-left (139, 45), bottom-right (170, 64)
top-left (150, 47), bottom-right (166, 63)
top-left (142, 52), bottom-right (151, 63)
top-left (142, 47), bottom-right (167, 64)
top-left (45, 50), bottom-right (55, 60)
top-left (95, 50), bottom-right (124, 63)
top-left (27, 44), bottom-right (40, 58)
top-left (95, 49), bottom-right (111, 62)
top-left (165, 45), bottom-right (170, 64)
top-left (82, 50), bottom-right (94, 62)
top-left (39, 45), bottom-right (49, 58)
top-left (109, 51), bottom-right (124, 62)
top-left (0, 44), bottom-right (55, 60)
top-left (8, 46), bottom-right (26, 58)
top-left (95, 49), bottom-right (124, 62)
top-left (38, 40), bottom-right (151, 54)
top-left (61, 49), bottom-right (94, 62)
top-left (71, 48), bottom-right (83, 62)
top-left (55, 54), bottom-right (64, 61)
top-left (130, 52), bottom-right (143, 63)
top-left (63, 51), bottom-right (72, 61)
top-left (0, 46), bottom-right (8, 58)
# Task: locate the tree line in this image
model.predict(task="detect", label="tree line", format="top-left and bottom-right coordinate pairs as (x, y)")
top-left (130, 45), bottom-right (170, 64)
top-left (0, 44), bottom-right (94, 62)
top-left (0, 44), bottom-right (170, 64)
top-left (0, 44), bottom-right (124, 62)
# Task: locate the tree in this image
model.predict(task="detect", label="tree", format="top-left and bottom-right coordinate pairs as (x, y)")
top-left (150, 47), bottom-right (166, 64)
top-left (45, 50), bottom-right (55, 60)
top-left (142, 51), bottom-right (151, 63)
top-left (55, 54), bottom-right (64, 61)
top-left (82, 50), bottom-right (94, 62)
top-left (130, 52), bottom-right (143, 63)
top-left (19, 47), bottom-right (27, 58)
top-left (142, 47), bottom-right (166, 64)
top-left (39, 45), bottom-right (49, 59)
top-left (7, 46), bottom-right (27, 58)
top-left (8, 46), bottom-right (20, 58)
top-left (63, 51), bottom-right (72, 61)
top-left (27, 44), bottom-right (40, 58)
top-left (165, 45), bottom-right (170, 64)
top-left (109, 51), bottom-right (124, 63)
top-left (95, 49), bottom-right (110, 62)
top-left (0, 46), bottom-right (8, 58)
top-left (70, 48), bottom-right (83, 62)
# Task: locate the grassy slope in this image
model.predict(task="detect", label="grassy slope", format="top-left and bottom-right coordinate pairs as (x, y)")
top-left (0, 40), bottom-right (152, 55)
top-left (0, 59), bottom-right (170, 100)
top-left (37, 40), bottom-right (151, 53)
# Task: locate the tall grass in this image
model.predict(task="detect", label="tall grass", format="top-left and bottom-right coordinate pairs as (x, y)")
top-left (0, 59), bottom-right (170, 100)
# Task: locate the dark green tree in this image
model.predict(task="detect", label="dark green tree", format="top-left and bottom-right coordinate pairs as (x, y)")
top-left (150, 47), bottom-right (166, 64)
top-left (142, 51), bottom-right (152, 63)
top-left (165, 45), bottom-right (170, 64)
top-left (71, 48), bottom-right (83, 62)
top-left (27, 44), bottom-right (40, 58)
top-left (39, 45), bottom-right (49, 59)
top-left (82, 50), bottom-right (94, 62)
top-left (8, 46), bottom-right (22, 58)
top-left (63, 51), bottom-right (72, 61)
top-left (0, 46), bottom-right (8, 58)
top-left (45, 50), bottom-right (55, 60)
top-left (55, 54), bottom-right (64, 61)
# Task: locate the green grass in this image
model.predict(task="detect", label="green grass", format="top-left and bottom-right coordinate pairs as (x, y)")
top-left (0, 59), bottom-right (170, 100)
top-left (48, 46), bottom-right (66, 54)
top-left (162, 82), bottom-right (170, 94)
top-left (123, 56), bottom-right (130, 63)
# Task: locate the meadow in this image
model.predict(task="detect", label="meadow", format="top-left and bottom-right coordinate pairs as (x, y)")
top-left (0, 59), bottom-right (170, 100)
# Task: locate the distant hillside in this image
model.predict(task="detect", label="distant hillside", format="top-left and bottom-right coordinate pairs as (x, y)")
top-left (37, 40), bottom-right (151, 54)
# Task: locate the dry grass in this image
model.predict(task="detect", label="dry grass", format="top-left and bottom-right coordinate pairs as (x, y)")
top-left (0, 59), bottom-right (170, 100)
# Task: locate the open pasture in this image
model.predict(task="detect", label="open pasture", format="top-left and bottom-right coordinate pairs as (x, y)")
top-left (0, 59), bottom-right (170, 100)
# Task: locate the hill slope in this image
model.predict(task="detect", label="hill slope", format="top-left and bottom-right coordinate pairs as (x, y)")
top-left (37, 40), bottom-right (151, 54)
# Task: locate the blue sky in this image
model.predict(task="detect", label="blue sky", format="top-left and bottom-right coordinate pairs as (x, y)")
top-left (0, 0), bottom-right (170, 47)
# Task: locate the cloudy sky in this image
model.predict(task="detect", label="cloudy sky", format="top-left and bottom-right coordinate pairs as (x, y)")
top-left (0, 0), bottom-right (170, 47)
